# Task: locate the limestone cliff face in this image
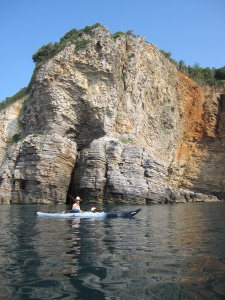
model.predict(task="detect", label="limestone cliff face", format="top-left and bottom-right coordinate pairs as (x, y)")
top-left (0, 98), bottom-right (25, 164)
top-left (0, 26), bottom-right (224, 204)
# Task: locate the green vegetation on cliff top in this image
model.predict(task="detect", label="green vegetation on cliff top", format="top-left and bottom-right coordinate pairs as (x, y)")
top-left (1, 24), bottom-right (224, 110)
top-left (160, 50), bottom-right (225, 87)
top-left (31, 23), bottom-right (101, 66)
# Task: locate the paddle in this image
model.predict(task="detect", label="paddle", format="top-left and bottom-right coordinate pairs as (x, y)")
top-left (68, 194), bottom-right (76, 202)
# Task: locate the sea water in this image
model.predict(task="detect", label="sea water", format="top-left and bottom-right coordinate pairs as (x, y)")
top-left (0, 202), bottom-right (225, 299)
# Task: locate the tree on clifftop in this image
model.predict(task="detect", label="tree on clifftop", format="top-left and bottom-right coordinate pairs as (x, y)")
top-left (32, 43), bottom-right (54, 64)
top-left (215, 66), bottom-right (225, 80)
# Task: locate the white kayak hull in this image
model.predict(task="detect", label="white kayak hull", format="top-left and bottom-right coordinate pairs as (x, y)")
top-left (36, 211), bottom-right (107, 218)
top-left (36, 208), bottom-right (141, 219)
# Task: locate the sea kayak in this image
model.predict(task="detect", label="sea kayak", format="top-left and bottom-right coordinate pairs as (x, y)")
top-left (36, 208), bottom-right (141, 219)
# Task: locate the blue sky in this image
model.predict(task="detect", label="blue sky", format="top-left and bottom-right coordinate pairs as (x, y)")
top-left (0, 0), bottom-right (224, 101)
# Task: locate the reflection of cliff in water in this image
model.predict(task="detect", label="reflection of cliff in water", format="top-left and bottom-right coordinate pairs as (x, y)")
top-left (75, 203), bottom-right (225, 299)
top-left (1, 204), bottom-right (225, 299)
top-left (69, 206), bottom-right (179, 298)
top-left (169, 203), bottom-right (225, 299)
top-left (0, 205), bottom-right (41, 298)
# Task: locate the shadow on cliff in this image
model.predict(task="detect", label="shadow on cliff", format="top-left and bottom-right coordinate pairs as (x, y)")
top-left (193, 138), bottom-right (225, 200)
top-left (66, 99), bottom-right (107, 202)
top-left (189, 93), bottom-right (225, 199)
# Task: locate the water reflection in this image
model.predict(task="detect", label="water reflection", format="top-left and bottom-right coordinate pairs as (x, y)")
top-left (170, 203), bottom-right (225, 299)
top-left (65, 208), bottom-right (180, 299)
top-left (0, 205), bottom-right (43, 298)
top-left (0, 203), bottom-right (225, 299)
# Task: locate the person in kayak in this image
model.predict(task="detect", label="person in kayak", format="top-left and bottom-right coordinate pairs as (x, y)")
top-left (72, 196), bottom-right (83, 213)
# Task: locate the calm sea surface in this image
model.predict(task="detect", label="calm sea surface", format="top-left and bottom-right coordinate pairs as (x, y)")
top-left (0, 202), bottom-right (225, 300)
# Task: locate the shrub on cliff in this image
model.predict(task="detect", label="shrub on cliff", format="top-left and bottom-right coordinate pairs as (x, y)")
top-left (75, 39), bottom-right (91, 51)
top-left (11, 133), bottom-right (20, 144)
top-left (32, 23), bottom-right (102, 66)
top-left (111, 31), bottom-right (126, 39)
top-left (27, 23), bottom-right (102, 91)
top-left (111, 30), bottom-right (136, 39)
top-left (160, 50), bottom-right (223, 87)
top-left (215, 66), bottom-right (225, 80)
top-left (159, 50), bottom-right (178, 67)
top-left (32, 43), bottom-right (54, 64)
top-left (184, 64), bottom-right (223, 87)
top-left (0, 87), bottom-right (27, 110)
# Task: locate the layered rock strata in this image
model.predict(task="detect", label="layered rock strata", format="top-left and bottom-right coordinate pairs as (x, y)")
top-left (0, 25), bottom-right (224, 204)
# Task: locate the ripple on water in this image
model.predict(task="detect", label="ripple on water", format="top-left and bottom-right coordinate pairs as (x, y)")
top-left (0, 203), bottom-right (225, 299)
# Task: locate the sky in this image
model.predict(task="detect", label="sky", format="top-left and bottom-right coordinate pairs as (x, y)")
top-left (0, 0), bottom-right (224, 101)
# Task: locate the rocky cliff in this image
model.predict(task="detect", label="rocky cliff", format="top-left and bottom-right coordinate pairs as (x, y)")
top-left (0, 25), bottom-right (224, 204)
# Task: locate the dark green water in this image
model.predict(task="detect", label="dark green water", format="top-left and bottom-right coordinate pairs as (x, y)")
top-left (0, 202), bottom-right (225, 299)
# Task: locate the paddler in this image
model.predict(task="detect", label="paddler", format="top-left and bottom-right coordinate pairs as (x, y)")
top-left (72, 196), bottom-right (83, 212)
